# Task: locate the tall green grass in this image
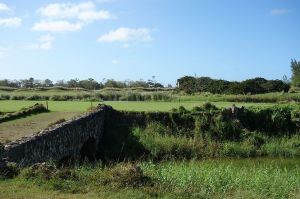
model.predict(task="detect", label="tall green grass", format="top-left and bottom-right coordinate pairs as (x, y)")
top-left (1, 159), bottom-right (299, 199)
top-left (131, 122), bottom-right (300, 159)
top-left (141, 159), bottom-right (300, 198)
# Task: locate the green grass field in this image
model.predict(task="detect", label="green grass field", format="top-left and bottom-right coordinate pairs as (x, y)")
top-left (0, 100), bottom-right (276, 113)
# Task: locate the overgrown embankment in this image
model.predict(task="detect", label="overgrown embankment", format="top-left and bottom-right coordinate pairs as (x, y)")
top-left (0, 103), bottom-right (48, 123)
top-left (100, 103), bottom-right (300, 160)
top-left (0, 87), bottom-right (174, 102)
top-left (1, 86), bottom-right (300, 103)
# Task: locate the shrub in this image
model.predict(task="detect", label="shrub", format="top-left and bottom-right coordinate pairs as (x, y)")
top-left (178, 106), bottom-right (188, 114)
top-left (0, 94), bottom-right (10, 100)
top-left (50, 95), bottom-right (76, 101)
top-left (26, 95), bottom-right (43, 100)
top-left (50, 95), bottom-right (61, 101)
top-left (191, 106), bottom-right (203, 113)
top-left (238, 105), bottom-right (296, 136)
top-left (202, 102), bottom-right (218, 110)
top-left (0, 162), bottom-right (19, 179)
top-left (104, 163), bottom-right (153, 188)
top-left (10, 95), bottom-right (26, 100)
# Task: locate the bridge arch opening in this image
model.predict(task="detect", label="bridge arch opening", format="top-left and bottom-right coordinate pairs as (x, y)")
top-left (80, 137), bottom-right (97, 161)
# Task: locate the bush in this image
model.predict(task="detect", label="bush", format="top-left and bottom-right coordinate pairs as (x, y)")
top-left (178, 106), bottom-right (188, 114)
top-left (10, 95), bottom-right (26, 100)
top-left (238, 105), bottom-right (296, 136)
top-left (202, 102), bottom-right (218, 110)
top-left (50, 95), bottom-right (77, 101)
top-left (0, 94), bottom-right (10, 100)
top-left (0, 162), bottom-right (19, 179)
top-left (104, 163), bottom-right (153, 188)
top-left (26, 95), bottom-right (43, 100)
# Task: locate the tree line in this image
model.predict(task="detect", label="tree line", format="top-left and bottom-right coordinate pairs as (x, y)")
top-left (2, 76), bottom-right (290, 94)
top-left (1, 59), bottom-right (299, 93)
top-left (176, 76), bottom-right (290, 94)
top-left (0, 78), bottom-right (165, 90)
top-left (176, 59), bottom-right (300, 94)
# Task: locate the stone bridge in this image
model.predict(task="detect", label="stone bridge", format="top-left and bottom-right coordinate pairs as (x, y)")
top-left (0, 104), bottom-right (248, 167)
top-left (2, 105), bottom-right (111, 167)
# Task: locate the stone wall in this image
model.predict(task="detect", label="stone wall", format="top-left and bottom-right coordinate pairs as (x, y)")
top-left (3, 105), bottom-right (110, 167)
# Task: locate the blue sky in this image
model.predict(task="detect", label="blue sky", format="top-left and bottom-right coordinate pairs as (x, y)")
top-left (0, 0), bottom-right (299, 85)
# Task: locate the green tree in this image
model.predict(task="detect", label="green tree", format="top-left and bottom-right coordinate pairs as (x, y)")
top-left (104, 79), bottom-right (126, 88)
top-left (43, 79), bottom-right (53, 87)
top-left (177, 76), bottom-right (197, 94)
top-left (79, 78), bottom-right (101, 90)
top-left (291, 59), bottom-right (300, 87)
top-left (67, 78), bottom-right (79, 88)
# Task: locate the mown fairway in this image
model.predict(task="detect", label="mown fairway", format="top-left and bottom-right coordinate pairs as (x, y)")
top-left (0, 100), bottom-right (276, 113)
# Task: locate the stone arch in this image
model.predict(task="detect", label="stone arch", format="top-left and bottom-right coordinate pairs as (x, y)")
top-left (80, 137), bottom-right (97, 161)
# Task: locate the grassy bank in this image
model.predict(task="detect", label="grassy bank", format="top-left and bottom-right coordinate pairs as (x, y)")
top-left (100, 104), bottom-right (300, 160)
top-left (101, 120), bottom-right (300, 160)
top-left (0, 158), bottom-right (299, 199)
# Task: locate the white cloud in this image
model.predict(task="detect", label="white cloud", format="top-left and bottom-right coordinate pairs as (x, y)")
top-left (0, 17), bottom-right (22, 27)
top-left (0, 3), bottom-right (10, 12)
top-left (38, 1), bottom-right (113, 22)
top-left (30, 35), bottom-right (55, 50)
top-left (33, 2), bottom-right (114, 33)
top-left (95, 0), bottom-right (115, 3)
top-left (32, 21), bottom-right (83, 33)
top-left (111, 59), bottom-right (119, 64)
top-left (39, 2), bottom-right (92, 19)
top-left (271, 9), bottom-right (289, 16)
top-left (0, 4), bottom-right (22, 28)
top-left (98, 27), bottom-right (153, 44)
top-left (78, 10), bottom-right (113, 22)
